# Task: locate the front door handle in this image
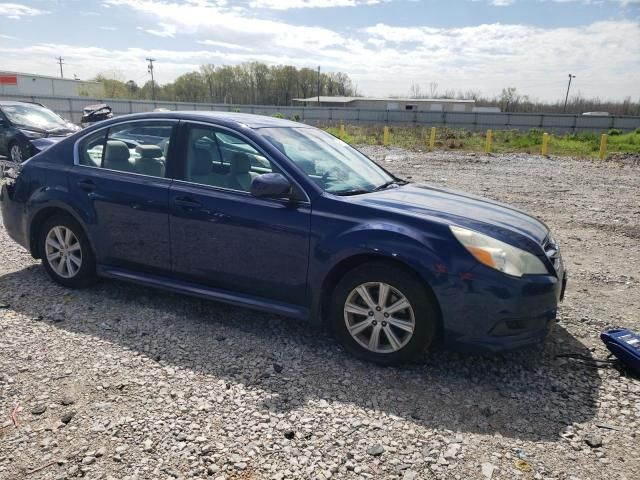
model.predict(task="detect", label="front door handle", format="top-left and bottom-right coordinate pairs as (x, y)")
top-left (77, 179), bottom-right (96, 192)
top-left (174, 197), bottom-right (202, 209)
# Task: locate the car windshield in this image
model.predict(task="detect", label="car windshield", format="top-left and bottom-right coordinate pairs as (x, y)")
top-left (260, 127), bottom-right (395, 195)
top-left (2, 103), bottom-right (68, 130)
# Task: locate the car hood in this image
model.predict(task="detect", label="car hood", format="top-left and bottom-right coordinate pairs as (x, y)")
top-left (30, 136), bottom-right (67, 153)
top-left (351, 183), bottom-right (549, 248)
top-left (16, 124), bottom-right (78, 136)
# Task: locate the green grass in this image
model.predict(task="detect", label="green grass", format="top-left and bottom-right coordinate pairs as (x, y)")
top-left (324, 125), bottom-right (640, 158)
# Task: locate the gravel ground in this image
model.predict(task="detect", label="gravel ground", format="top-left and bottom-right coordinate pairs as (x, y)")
top-left (1, 149), bottom-right (639, 480)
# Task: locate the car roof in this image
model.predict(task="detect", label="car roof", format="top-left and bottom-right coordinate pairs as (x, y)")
top-left (99, 111), bottom-right (311, 130)
top-left (0, 100), bottom-right (42, 106)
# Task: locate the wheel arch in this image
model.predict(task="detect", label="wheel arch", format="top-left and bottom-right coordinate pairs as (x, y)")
top-left (29, 205), bottom-right (94, 260)
top-left (317, 253), bottom-right (443, 337)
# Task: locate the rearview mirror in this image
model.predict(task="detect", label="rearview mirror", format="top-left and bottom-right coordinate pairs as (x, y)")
top-left (250, 173), bottom-right (292, 199)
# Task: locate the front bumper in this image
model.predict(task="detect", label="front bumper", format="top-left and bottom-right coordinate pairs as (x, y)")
top-left (437, 265), bottom-right (567, 352)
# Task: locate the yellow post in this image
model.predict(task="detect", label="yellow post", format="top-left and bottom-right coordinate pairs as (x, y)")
top-left (541, 132), bottom-right (550, 156)
top-left (383, 126), bottom-right (390, 146)
top-left (599, 134), bottom-right (608, 160)
top-left (339, 124), bottom-right (346, 140)
top-left (484, 129), bottom-right (492, 153)
top-left (428, 127), bottom-right (436, 151)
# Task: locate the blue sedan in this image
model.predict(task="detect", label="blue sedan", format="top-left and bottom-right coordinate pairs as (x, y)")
top-left (0, 112), bottom-right (566, 364)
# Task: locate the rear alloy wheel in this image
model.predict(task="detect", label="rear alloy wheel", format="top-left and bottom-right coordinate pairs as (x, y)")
top-left (39, 215), bottom-right (96, 288)
top-left (331, 262), bottom-right (437, 365)
top-left (45, 226), bottom-right (83, 278)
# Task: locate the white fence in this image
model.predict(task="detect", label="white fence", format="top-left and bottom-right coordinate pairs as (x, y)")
top-left (2, 94), bottom-right (639, 133)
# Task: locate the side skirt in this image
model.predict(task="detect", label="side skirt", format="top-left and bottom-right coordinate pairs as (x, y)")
top-left (96, 265), bottom-right (310, 321)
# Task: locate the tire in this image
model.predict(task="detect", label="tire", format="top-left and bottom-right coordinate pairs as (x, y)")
top-left (9, 141), bottom-right (28, 164)
top-left (330, 262), bottom-right (438, 365)
top-left (39, 214), bottom-right (96, 288)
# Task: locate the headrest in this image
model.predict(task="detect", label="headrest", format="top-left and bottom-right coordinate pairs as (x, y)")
top-left (104, 140), bottom-right (130, 163)
top-left (190, 148), bottom-right (212, 176)
top-left (297, 159), bottom-right (316, 175)
top-left (230, 153), bottom-right (251, 174)
top-left (136, 144), bottom-right (163, 159)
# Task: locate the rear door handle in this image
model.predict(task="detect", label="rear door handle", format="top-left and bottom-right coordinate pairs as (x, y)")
top-left (174, 197), bottom-right (202, 209)
top-left (77, 179), bottom-right (96, 192)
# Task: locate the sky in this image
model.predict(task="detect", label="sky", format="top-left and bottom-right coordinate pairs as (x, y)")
top-left (0, 0), bottom-right (639, 101)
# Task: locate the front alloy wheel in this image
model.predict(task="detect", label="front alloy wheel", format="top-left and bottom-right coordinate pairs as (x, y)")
top-left (344, 282), bottom-right (416, 353)
top-left (331, 262), bottom-right (437, 365)
top-left (9, 143), bottom-right (23, 163)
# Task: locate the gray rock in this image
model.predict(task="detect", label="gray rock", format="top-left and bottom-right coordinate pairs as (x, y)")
top-left (481, 462), bottom-right (496, 479)
top-left (366, 444), bottom-right (385, 456)
top-left (443, 443), bottom-right (461, 460)
top-left (585, 434), bottom-right (603, 448)
top-left (403, 471), bottom-right (418, 480)
top-left (61, 412), bottom-right (75, 424)
top-left (31, 405), bottom-right (47, 415)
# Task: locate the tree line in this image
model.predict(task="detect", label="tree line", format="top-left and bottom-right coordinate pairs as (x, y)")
top-left (88, 62), bottom-right (357, 106)
top-left (408, 83), bottom-right (640, 116)
top-left (86, 64), bottom-right (638, 115)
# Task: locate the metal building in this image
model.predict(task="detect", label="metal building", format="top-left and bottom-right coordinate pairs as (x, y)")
top-left (0, 71), bottom-right (103, 97)
top-left (292, 96), bottom-right (476, 112)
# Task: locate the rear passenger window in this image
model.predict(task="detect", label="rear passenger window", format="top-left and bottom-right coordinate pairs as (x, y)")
top-left (185, 125), bottom-right (274, 192)
top-left (77, 121), bottom-right (174, 178)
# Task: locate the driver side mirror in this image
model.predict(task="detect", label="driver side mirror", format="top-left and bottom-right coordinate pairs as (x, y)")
top-left (250, 173), bottom-right (292, 199)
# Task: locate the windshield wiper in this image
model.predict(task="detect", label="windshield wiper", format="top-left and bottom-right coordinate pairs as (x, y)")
top-left (333, 188), bottom-right (372, 196)
top-left (372, 179), bottom-right (405, 191)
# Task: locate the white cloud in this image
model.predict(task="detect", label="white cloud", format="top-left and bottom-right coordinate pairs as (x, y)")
top-left (249, 0), bottom-right (383, 9)
top-left (2, 0), bottom-right (638, 101)
top-left (144, 22), bottom-right (177, 37)
top-left (105, 0), bottom-right (344, 50)
top-left (0, 2), bottom-right (49, 19)
top-left (490, 0), bottom-right (515, 6)
top-left (197, 40), bottom-right (254, 51)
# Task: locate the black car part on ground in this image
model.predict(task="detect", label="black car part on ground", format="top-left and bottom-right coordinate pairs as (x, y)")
top-left (81, 104), bottom-right (113, 127)
top-left (601, 328), bottom-right (640, 374)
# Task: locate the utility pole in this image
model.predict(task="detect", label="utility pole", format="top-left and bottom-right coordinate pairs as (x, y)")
top-left (563, 73), bottom-right (576, 113)
top-left (317, 66), bottom-right (321, 104)
top-left (146, 58), bottom-right (156, 101)
top-left (56, 56), bottom-right (64, 78)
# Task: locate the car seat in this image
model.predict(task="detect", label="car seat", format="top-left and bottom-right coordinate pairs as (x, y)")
top-left (103, 140), bottom-right (135, 173)
top-left (227, 152), bottom-right (258, 191)
top-left (135, 144), bottom-right (164, 177)
top-left (189, 148), bottom-right (227, 188)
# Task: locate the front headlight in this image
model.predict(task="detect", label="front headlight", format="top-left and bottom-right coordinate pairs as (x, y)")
top-left (450, 225), bottom-right (548, 277)
top-left (21, 129), bottom-right (45, 139)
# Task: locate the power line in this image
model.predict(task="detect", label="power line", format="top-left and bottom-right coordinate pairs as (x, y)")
top-left (56, 56), bottom-right (64, 79)
top-left (146, 58), bottom-right (156, 101)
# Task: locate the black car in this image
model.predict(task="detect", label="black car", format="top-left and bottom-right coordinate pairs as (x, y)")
top-left (0, 101), bottom-right (80, 163)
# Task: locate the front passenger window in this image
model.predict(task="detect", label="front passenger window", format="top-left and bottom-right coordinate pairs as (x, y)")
top-left (184, 125), bottom-right (273, 192)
